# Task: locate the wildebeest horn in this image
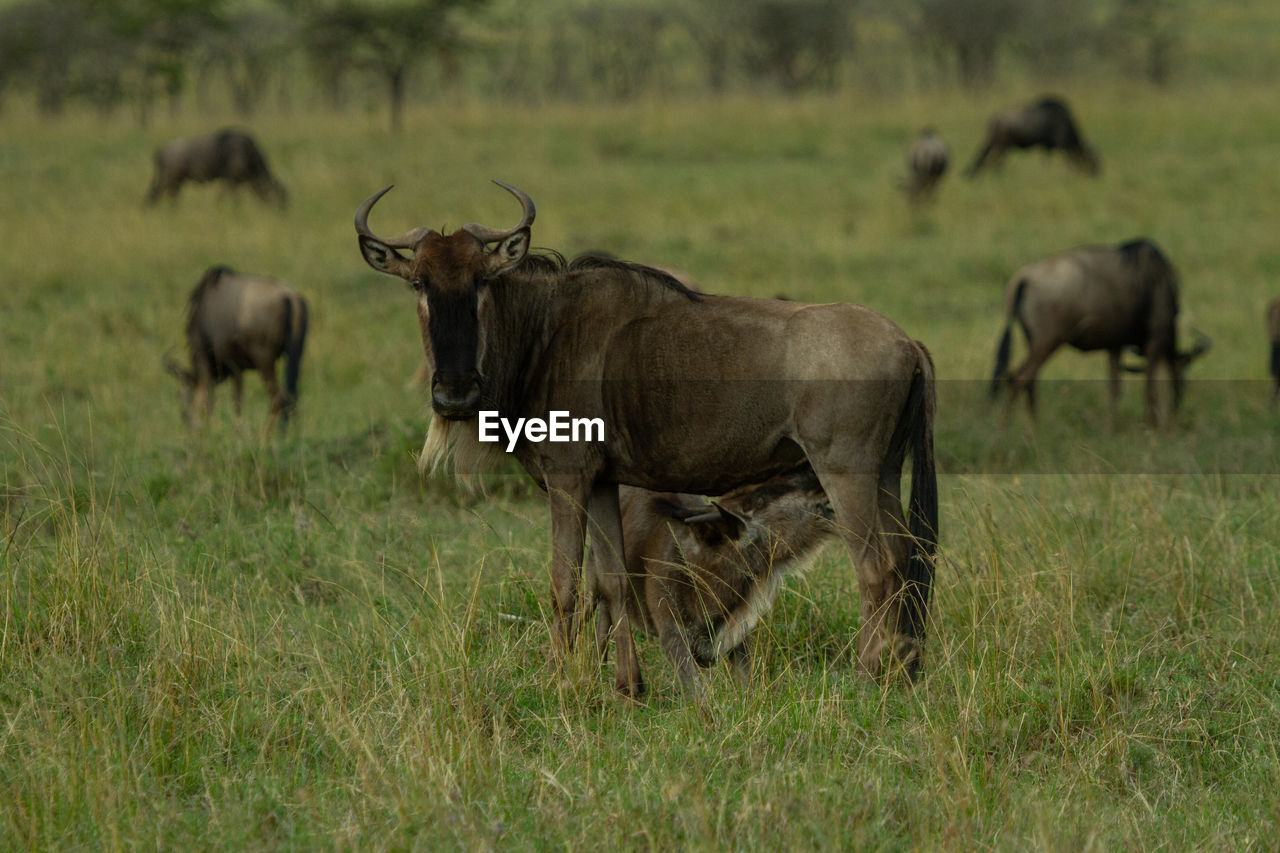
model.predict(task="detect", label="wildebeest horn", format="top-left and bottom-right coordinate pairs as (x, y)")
top-left (354, 185), bottom-right (432, 250)
top-left (462, 180), bottom-right (536, 245)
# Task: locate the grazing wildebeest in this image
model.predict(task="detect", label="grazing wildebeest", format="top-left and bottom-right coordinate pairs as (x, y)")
top-left (966, 96), bottom-right (1100, 177)
top-left (1268, 297), bottom-right (1280, 404)
top-left (990, 238), bottom-right (1211, 424)
top-left (355, 181), bottom-right (938, 693)
top-left (602, 467), bottom-right (834, 696)
top-left (905, 129), bottom-right (949, 205)
top-left (164, 265), bottom-right (308, 435)
top-left (145, 129), bottom-right (288, 207)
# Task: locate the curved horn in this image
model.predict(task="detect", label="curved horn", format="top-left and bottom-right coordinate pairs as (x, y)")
top-left (354, 185), bottom-right (432, 250)
top-left (462, 180), bottom-right (536, 244)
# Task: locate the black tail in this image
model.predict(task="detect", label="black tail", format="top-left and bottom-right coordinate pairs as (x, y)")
top-left (899, 346), bottom-right (939, 651)
top-left (281, 296), bottom-right (308, 428)
top-left (991, 278), bottom-right (1026, 396)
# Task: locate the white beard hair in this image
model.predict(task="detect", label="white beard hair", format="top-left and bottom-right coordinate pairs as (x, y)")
top-left (417, 412), bottom-right (503, 494)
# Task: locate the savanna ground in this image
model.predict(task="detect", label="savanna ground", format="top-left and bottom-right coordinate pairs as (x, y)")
top-left (4, 20), bottom-right (1280, 852)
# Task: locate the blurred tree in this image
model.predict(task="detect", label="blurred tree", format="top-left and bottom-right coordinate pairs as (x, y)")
top-left (199, 5), bottom-right (298, 116)
top-left (301, 0), bottom-right (486, 133)
top-left (575, 2), bottom-right (668, 101)
top-left (1109, 0), bottom-right (1181, 85)
top-left (675, 0), bottom-right (745, 93)
top-left (741, 0), bottom-right (854, 94)
top-left (905, 0), bottom-right (1022, 89)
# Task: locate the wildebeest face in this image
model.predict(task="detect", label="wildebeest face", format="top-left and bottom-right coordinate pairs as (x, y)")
top-left (163, 351), bottom-right (197, 425)
top-left (355, 182), bottom-right (533, 420)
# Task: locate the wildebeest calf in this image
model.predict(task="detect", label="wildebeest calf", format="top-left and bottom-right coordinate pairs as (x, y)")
top-left (967, 96), bottom-right (1099, 177)
top-left (597, 468), bottom-right (834, 695)
top-left (146, 129), bottom-right (287, 207)
top-left (1269, 296), bottom-right (1280, 404)
top-left (164, 265), bottom-right (308, 435)
top-left (905, 129), bottom-right (949, 205)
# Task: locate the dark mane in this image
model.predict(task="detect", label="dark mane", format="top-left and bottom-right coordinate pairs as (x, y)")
top-left (568, 253), bottom-right (702, 302)
top-left (186, 265), bottom-right (233, 333)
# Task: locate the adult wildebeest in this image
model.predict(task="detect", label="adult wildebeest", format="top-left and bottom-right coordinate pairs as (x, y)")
top-left (145, 129), bottom-right (288, 207)
top-left (966, 96), bottom-right (1100, 177)
top-left (164, 265), bottom-right (308, 435)
top-left (1268, 297), bottom-right (1280, 404)
top-left (355, 181), bottom-right (938, 694)
top-left (905, 129), bottom-right (949, 205)
top-left (604, 467), bottom-right (833, 696)
top-left (990, 238), bottom-right (1210, 424)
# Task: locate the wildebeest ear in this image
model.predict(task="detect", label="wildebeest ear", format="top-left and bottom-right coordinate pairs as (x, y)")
top-left (486, 228), bottom-right (530, 276)
top-left (682, 502), bottom-right (748, 541)
top-left (359, 235), bottom-right (413, 279)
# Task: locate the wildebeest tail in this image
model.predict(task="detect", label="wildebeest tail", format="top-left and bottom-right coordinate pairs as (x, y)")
top-left (282, 295), bottom-right (308, 417)
top-left (991, 277), bottom-right (1027, 396)
top-left (900, 343), bottom-right (939, 645)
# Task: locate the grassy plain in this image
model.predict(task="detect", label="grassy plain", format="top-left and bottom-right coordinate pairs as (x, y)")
top-left (3, 60), bottom-right (1280, 851)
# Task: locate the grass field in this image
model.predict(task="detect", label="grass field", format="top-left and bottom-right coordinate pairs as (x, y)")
top-left (4, 51), bottom-right (1280, 850)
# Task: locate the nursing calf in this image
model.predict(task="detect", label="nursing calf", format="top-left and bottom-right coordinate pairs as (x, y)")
top-left (597, 468), bottom-right (833, 695)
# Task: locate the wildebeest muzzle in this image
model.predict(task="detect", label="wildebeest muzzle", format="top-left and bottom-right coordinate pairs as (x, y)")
top-left (431, 371), bottom-right (482, 420)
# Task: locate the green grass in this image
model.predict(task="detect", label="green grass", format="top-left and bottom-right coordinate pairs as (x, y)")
top-left (4, 61), bottom-right (1280, 850)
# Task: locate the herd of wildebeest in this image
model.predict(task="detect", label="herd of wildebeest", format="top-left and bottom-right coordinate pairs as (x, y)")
top-left (151, 95), bottom-right (1280, 698)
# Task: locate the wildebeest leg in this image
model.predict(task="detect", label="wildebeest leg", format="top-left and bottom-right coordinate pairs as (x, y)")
top-left (231, 371), bottom-right (244, 420)
top-left (1009, 339), bottom-right (1061, 419)
top-left (586, 482), bottom-right (644, 697)
top-left (258, 359), bottom-right (284, 438)
top-left (546, 477), bottom-right (590, 663)
top-left (967, 141), bottom-right (997, 177)
top-left (1107, 350), bottom-right (1122, 424)
top-left (821, 470), bottom-right (902, 678)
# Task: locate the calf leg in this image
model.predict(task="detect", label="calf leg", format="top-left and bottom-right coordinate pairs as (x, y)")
top-left (257, 360), bottom-right (285, 438)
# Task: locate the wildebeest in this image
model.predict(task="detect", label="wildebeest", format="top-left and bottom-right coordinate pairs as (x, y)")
top-left (145, 129), bottom-right (288, 207)
top-left (164, 265), bottom-right (308, 434)
top-left (1269, 297), bottom-right (1280, 403)
top-left (603, 467), bottom-right (833, 696)
top-left (990, 238), bottom-right (1210, 424)
top-left (905, 129), bottom-right (949, 205)
top-left (966, 96), bottom-right (1100, 177)
top-left (355, 181), bottom-right (938, 693)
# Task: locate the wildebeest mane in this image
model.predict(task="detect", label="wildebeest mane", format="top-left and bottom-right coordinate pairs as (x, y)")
top-left (568, 253), bottom-right (702, 302)
top-left (1117, 238), bottom-right (1177, 292)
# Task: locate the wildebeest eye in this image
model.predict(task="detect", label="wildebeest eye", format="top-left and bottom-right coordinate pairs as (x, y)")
top-left (410, 277), bottom-right (428, 293)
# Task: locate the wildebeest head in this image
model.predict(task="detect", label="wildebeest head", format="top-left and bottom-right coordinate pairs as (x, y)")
top-left (355, 182), bottom-right (534, 420)
top-left (678, 467), bottom-right (834, 559)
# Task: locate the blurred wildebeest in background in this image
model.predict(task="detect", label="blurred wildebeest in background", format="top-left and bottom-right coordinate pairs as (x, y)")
top-left (601, 467), bottom-right (833, 696)
top-left (1269, 297), bottom-right (1280, 403)
top-left (904, 129), bottom-right (949, 205)
top-left (164, 265), bottom-right (308, 435)
top-left (967, 96), bottom-right (1100, 177)
top-left (990, 238), bottom-right (1210, 424)
top-left (146, 129), bottom-right (288, 207)
top-left (355, 181), bottom-right (938, 692)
